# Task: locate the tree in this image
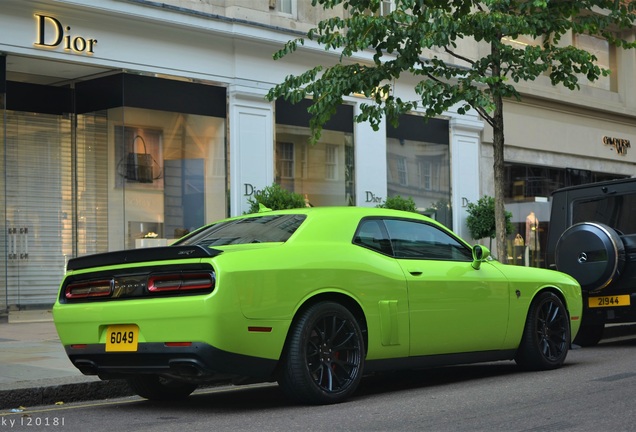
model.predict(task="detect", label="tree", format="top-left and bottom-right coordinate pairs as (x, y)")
top-left (465, 196), bottom-right (513, 249)
top-left (266, 0), bottom-right (636, 263)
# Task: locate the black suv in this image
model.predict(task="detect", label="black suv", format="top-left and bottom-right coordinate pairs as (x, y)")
top-left (546, 177), bottom-right (636, 346)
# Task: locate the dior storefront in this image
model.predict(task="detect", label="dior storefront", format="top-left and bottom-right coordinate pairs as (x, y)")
top-left (0, 0), bottom-right (483, 312)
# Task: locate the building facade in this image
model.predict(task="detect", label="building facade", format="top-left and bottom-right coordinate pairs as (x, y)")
top-left (0, 0), bottom-right (483, 310)
top-left (1, 0), bottom-right (635, 312)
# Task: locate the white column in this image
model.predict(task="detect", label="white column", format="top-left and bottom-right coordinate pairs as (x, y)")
top-left (450, 115), bottom-right (485, 241)
top-left (354, 104), bottom-right (388, 207)
top-left (229, 86), bottom-right (274, 216)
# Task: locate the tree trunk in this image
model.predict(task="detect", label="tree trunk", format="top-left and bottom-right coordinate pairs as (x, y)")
top-left (491, 42), bottom-right (508, 264)
top-left (492, 98), bottom-right (507, 264)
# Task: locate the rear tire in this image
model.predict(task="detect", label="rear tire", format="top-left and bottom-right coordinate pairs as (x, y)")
top-left (278, 302), bottom-right (364, 405)
top-left (515, 292), bottom-right (570, 371)
top-left (127, 375), bottom-right (197, 401)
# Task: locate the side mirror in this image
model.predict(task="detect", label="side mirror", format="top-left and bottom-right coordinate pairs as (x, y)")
top-left (471, 245), bottom-right (491, 270)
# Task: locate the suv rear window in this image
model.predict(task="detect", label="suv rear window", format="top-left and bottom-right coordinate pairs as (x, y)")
top-left (573, 193), bottom-right (636, 234)
top-left (175, 214), bottom-right (306, 247)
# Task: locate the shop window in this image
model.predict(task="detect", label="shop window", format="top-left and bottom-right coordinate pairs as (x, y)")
top-left (504, 162), bottom-right (627, 267)
top-left (3, 110), bottom-right (73, 306)
top-left (114, 108), bottom-right (225, 249)
top-left (2, 72), bottom-right (226, 308)
top-left (75, 74), bottom-right (227, 251)
top-left (386, 115), bottom-right (452, 228)
top-left (275, 99), bottom-right (354, 206)
top-left (504, 162), bottom-right (626, 202)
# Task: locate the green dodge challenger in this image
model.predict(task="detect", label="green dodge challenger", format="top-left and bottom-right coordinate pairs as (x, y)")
top-left (53, 206), bottom-right (582, 404)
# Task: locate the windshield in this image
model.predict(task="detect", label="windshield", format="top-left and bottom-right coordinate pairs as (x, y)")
top-left (174, 214), bottom-right (306, 247)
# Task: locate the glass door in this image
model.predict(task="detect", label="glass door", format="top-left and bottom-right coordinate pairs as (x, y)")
top-left (3, 111), bottom-right (72, 307)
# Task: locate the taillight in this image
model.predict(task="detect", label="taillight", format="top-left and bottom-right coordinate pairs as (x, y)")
top-left (65, 280), bottom-right (113, 299)
top-left (148, 272), bottom-right (215, 293)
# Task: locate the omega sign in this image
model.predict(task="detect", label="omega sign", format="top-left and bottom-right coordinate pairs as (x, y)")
top-left (603, 136), bottom-right (631, 156)
top-left (34, 14), bottom-right (97, 55)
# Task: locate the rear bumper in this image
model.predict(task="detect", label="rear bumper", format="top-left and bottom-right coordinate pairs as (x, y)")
top-left (65, 342), bottom-right (278, 381)
top-left (582, 292), bottom-right (636, 325)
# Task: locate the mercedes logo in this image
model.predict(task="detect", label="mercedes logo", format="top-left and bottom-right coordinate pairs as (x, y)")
top-left (578, 252), bottom-right (588, 263)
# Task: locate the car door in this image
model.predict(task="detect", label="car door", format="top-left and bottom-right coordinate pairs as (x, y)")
top-left (384, 218), bottom-right (510, 357)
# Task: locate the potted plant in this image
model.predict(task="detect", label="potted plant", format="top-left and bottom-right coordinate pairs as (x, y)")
top-left (465, 196), bottom-right (513, 249)
top-left (246, 183), bottom-right (306, 213)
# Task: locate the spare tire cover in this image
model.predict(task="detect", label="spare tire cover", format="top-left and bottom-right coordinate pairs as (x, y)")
top-left (555, 222), bottom-right (625, 292)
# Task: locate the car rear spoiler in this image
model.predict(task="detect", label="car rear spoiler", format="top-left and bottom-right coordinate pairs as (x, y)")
top-left (66, 245), bottom-right (222, 271)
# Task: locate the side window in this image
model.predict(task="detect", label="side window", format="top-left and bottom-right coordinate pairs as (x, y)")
top-left (353, 219), bottom-right (392, 255)
top-left (573, 193), bottom-right (636, 235)
top-left (384, 219), bottom-right (473, 261)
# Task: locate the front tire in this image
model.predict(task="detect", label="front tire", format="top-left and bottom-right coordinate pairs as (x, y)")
top-left (278, 302), bottom-right (365, 405)
top-left (127, 375), bottom-right (197, 401)
top-left (515, 292), bottom-right (570, 370)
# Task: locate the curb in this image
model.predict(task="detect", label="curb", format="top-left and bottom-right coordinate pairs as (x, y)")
top-left (0, 379), bottom-right (134, 411)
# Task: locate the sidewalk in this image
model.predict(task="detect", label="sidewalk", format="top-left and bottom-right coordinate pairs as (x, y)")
top-left (0, 310), bottom-right (132, 411)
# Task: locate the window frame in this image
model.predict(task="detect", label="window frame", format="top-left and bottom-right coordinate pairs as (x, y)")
top-left (352, 217), bottom-right (473, 261)
top-left (325, 144), bottom-right (338, 180)
top-left (278, 0), bottom-right (297, 17)
top-left (397, 157), bottom-right (408, 186)
top-left (276, 141), bottom-right (295, 179)
top-left (573, 32), bottom-right (617, 92)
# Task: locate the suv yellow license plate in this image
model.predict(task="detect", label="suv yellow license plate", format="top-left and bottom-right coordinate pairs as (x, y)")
top-left (589, 295), bottom-right (630, 308)
top-left (105, 324), bottom-right (139, 352)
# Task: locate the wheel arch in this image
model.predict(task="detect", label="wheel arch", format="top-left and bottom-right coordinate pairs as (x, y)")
top-left (536, 286), bottom-right (569, 313)
top-left (291, 292), bottom-right (368, 353)
top-left (527, 286), bottom-right (577, 340)
top-left (529, 286), bottom-right (572, 323)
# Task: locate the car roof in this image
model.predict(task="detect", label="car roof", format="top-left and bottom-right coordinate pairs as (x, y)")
top-left (232, 206), bottom-right (434, 221)
top-left (551, 177), bottom-right (636, 196)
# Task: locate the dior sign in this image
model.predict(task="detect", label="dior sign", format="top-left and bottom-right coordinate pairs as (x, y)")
top-left (34, 14), bottom-right (98, 55)
top-left (365, 191), bottom-right (383, 203)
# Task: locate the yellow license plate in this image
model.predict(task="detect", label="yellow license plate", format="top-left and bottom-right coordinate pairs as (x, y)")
top-left (588, 295), bottom-right (631, 308)
top-left (105, 324), bottom-right (139, 352)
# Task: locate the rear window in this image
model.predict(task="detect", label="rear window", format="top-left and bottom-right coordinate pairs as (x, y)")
top-left (175, 214), bottom-right (306, 247)
top-left (573, 193), bottom-right (636, 234)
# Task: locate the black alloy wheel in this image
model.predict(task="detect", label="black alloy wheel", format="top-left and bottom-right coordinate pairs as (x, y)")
top-left (515, 291), bottom-right (571, 370)
top-left (278, 301), bottom-right (364, 405)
